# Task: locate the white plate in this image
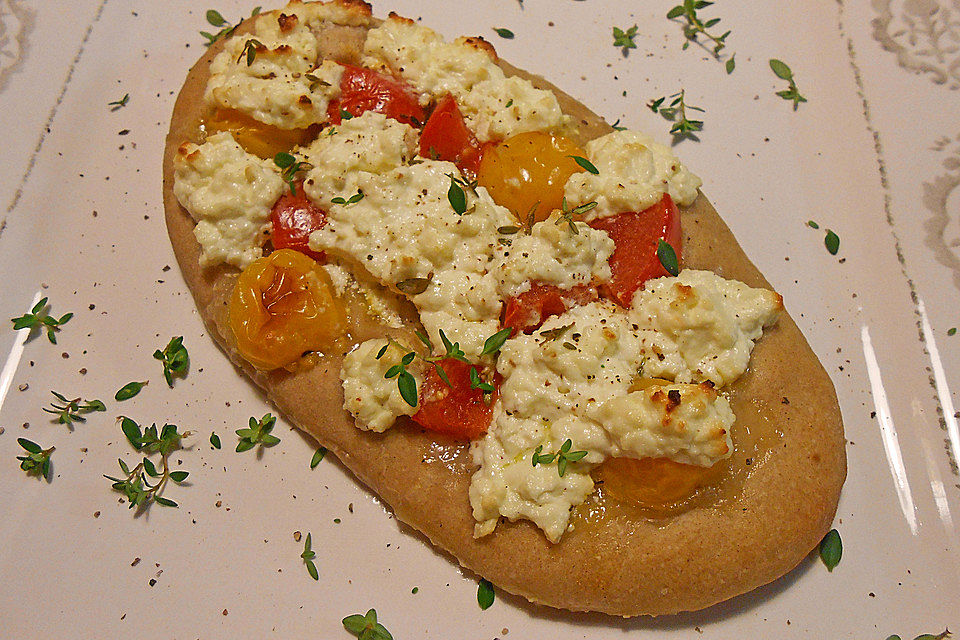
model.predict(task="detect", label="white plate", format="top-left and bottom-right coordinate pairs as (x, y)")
top-left (0, 0), bottom-right (957, 637)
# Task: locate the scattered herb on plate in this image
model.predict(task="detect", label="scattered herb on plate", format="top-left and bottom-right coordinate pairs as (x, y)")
top-left (115, 380), bottom-right (148, 401)
top-left (107, 419), bottom-right (191, 510)
top-left (154, 336), bottom-right (189, 387)
top-left (666, 0), bottom-right (733, 60)
top-left (16, 438), bottom-right (54, 480)
top-left (200, 7), bottom-right (262, 46)
top-left (310, 446), bottom-right (327, 468)
top-left (769, 59), bottom-right (807, 110)
top-left (236, 413), bottom-right (281, 452)
top-left (610, 118), bottom-right (628, 131)
top-left (43, 391), bottom-right (106, 426)
top-left (210, 432), bottom-right (222, 449)
top-left (819, 528), bottom-right (842, 571)
top-left (478, 578), bottom-right (496, 609)
top-left (612, 24), bottom-right (638, 54)
top-left (108, 93), bottom-right (130, 111)
top-left (948, 327), bottom-right (957, 336)
top-left (301, 532), bottom-right (319, 580)
top-left (342, 608), bottom-right (393, 640)
top-left (493, 27), bottom-right (514, 39)
top-left (824, 229), bottom-right (840, 255)
top-left (11, 297), bottom-right (73, 344)
top-left (648, 90), bottom-right (704, 140)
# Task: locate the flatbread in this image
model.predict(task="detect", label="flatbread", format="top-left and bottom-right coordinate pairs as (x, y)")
top-left (162, 2), bottom-right (846, 616)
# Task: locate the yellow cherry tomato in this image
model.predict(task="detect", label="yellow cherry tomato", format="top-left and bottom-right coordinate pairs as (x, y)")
top-left (204, 108), bottom-right (316, 159)
top-left (229, 249), bottom-right (346, 370)
top-left (594, 456), bottom-right (723, 511)
top-left (594, 375), bottom-right (724, 510)
top-left (477, 131), bottom-right (586, 223)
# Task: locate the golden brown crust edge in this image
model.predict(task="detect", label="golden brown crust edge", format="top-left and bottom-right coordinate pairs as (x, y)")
top-left (162, 10), bottom-right (846, 617)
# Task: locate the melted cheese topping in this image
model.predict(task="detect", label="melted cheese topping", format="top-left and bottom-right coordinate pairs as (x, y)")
top-left (564, 130), bottom-right (702, 220)
top-left (206, 11), bottom-right (344, 129)
top-left (362, 16), bottom-right (568, 142)
top-left (173, 132), bottom-right (283, 268)
top-left (494, 213), bottom-right (614, 298)
top-left (304, 112), bottom-right (513, 355)
top-left (632, 269), bottom-right (783, 386)
top-left (341, 338), bottom-right (422, 432)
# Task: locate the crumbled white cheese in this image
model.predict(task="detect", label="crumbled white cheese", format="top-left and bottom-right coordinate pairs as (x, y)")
top-left (258, 0), bottom-right (374, 31)
top-left (205, 13), bottom-right (343, 129)
top-left (173, 132), bottom-right (283, 268)
top-left (341, 338), bottom-right (422, 432)
top-left (631, 269), bottom-right (783, 387)
top-left (469, 302), bottom-right (740, 542)
top-left (362, 16), bottom-right (567, 141)
top-left (595, 383), bottom-right (735, 466)
top-left (563, 130), bottom-right (702, 220)
top-left (305, 112), bottom-right (513, 355)
top-left (493, 212), bottom-right (614, 298)
top-left (322, 260), bottom-right (406, 329)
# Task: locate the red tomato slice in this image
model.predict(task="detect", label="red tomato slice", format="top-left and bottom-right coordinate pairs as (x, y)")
top-left (588, 194), bottom-right (681, 307)
top-left (502, 283), bottom-right (599, 334)
top-left (411, 359), bottom-right (497, 440)
top-left (270, 184), bottom-right (326, 261)
top-left (327, 64), bottom-right (425, 127)
top-left (418, 94), bottom-right (484, 176)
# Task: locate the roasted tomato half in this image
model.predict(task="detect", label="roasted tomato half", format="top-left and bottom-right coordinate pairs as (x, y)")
top-left (327, 64), bottom-right (425, 127)
top-left (418, 94), bottom-right (484, 176)
top-left (229, 249), bottom-right (345, 370)
top-left (589, 194), bottom-right (682, 307)
top-left (270, 183), bottom-right (326, 261)
top-left (502, 283), bottom-right (599, 335)
top-left (411, 359), bottom-right (497, 440)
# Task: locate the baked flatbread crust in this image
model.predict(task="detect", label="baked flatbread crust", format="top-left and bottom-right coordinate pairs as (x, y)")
top-left (162, 2), bottom-right (846, 616)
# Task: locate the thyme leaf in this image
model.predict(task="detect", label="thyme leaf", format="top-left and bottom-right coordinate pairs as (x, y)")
top-left (11, 297), bottom-right (73, 344)
top-left (769, 59), bottom-right (807, 110)
top-left (17, 438), bottom-right (54, 480)
top-left (236, 413), bottom-right (281, 452)
top-left (153, 336), bottom-right (189, 387)
top-left (648, 89), bottom-right (704, 140)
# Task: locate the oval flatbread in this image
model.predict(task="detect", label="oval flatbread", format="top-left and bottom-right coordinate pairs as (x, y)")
top-left (162, 1), bottom-right (845, 616)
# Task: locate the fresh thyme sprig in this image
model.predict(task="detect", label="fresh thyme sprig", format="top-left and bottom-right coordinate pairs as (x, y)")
top-left (11, 297), bottom-right (73, 344)
top-left (274, 152), bottom-right (313, 196)
top-left (769, 59), bottom-right (807, 110)
top-left (531, 439), bottom-right (588, 477)
top-left (377, 327), bottom-right (506, 407)
top-left (666, 0), bottom-right (733, 62)
top-left (331, 189), bottom-right (365, 206)
top-left (236, 413), bottom-right (281, 452)
top-left (43, 391), bottom-right (106, 426)
top-left (108, 418), bottom-right (190, 510)
top-left (200, 7), bottom-right (262, 46)
top-left (237, 39), bottom-right (264, 66)
top-left (108, 93), bottom-right (130, 111)
top-left (648, 90), bottom-right (704, 140)
top-left (302, 532), bottom-right (319, 580)
top-left (612, 24), bottom-right (638, 55)
top-left (555, 198), bottom-right (598, 235)
top-left (17, 438), bottom-right (54, 480)
top-left (154, 336), bottom-right (189, 387)
top-left (342, 609), bottom-right (393, 640)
